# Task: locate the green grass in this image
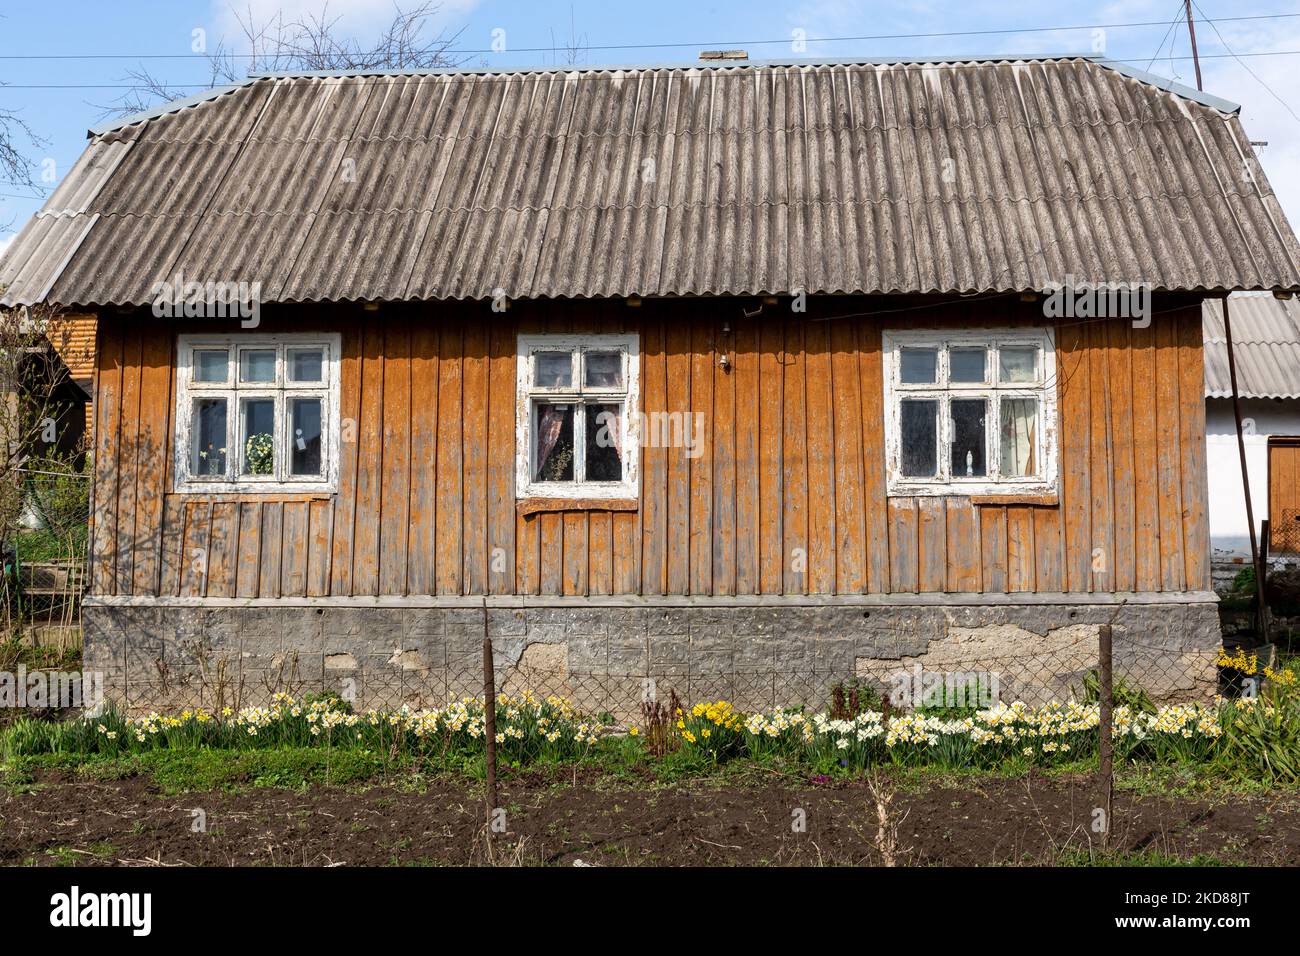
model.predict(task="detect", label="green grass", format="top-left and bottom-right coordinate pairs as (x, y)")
top-left (11, 527), bottom-right (87, 563)
top-left (5, 741), bottom-right (1295, 799)
top-left (2, 747), bottom-right (401, 794)
top-left (0, 638), bottom-right (81, 672)
top-left (1056, 848), bottom-right (1243, 867)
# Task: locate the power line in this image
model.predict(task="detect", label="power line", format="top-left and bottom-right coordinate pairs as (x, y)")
top-left (0, 11), bottom-right (1298, 60)
top-left (1192, 0), bottom-right (1300, 123)
top-left (1145, 1), bottom-right (1186, 72)
top-left (3, 50), bottom-right (1300, 91)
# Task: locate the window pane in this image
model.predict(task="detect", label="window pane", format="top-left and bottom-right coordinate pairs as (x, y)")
top-left (900, 399), bottom-right (938, 477)
top-left (193, 349), bottom-right (229, 383)
top-left (288, 348), bottom-right (324, 382)
top-left (240, 349), bottom-right (277, 383)
top-left (191, 398), bottom-right (228, 477)
top-left (289, 398), bottom-right (323, 476)
top-left (950, 398), bottom-right (988, 477)
top-left (533, 403), bottom-right (575, 481)
top-left (584, 351), bottom-right (623, 388)
top-left (949, 348), bottom-right (987, 383)
top-left (899, 348), bottom-right (937, 384)
top-left (534, 352), bottom-right (572, 388)
top-left (999, 347), bottom-right (1038, 383)
top-left (585, 403), bottom-right (623, 481)
top-left (1000, 398), bottom-right (1038, 477)
top-left (240, 399), bottom-right (275, 475)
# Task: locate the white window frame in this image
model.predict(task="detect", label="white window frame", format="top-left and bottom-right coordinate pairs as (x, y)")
top-left (515, 333), bottom-right (640, 500)
top-left (174, 332), bottom-right (341, 493)
top-left (881, 327), bottom-right (1058, 497)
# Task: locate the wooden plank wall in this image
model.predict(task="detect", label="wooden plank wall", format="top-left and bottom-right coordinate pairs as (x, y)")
top-left (89, 297), bottom-right (1211, 599)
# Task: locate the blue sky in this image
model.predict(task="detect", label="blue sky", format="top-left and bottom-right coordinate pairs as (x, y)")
top-left (3, 0), bottom-right (1300, 252)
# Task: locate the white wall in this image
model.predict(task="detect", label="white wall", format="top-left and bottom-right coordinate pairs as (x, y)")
top-left (1204, 398), bottom-right (1300, 556)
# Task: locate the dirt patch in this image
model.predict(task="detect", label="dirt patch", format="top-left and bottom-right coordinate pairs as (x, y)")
top-left (2, 770), bottom-right (1298, 866)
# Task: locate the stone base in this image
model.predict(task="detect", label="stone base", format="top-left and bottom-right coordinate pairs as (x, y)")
top-left (83, 598), bottom-right (1222, 717)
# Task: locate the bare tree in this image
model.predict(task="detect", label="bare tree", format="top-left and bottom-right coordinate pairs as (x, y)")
top-left (0, 305), bottom-right (84, 478)
top-left (549, 5), bottom-right (589, 67)
top-left (0, 302), bottom-right (89, 627)
top-left (0, 94), bottom-right (42, 189)
top-left (98, 1), bottom-right (466, 120)
top-left (0, 15), bottom-right (48, 196)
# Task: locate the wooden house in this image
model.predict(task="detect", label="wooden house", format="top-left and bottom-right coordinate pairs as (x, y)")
top-left (2, 55), bottom-right (1299, 709)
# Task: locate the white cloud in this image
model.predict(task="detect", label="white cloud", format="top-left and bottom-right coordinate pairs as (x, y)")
top-left (0, 235), bottom-right (12, 260)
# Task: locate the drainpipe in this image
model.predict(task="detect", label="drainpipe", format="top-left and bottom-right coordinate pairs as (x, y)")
top-left (1223, 293), bottom-right (1269, 641)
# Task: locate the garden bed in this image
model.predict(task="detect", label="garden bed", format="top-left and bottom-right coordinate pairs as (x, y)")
top-left (1, 653), bottom-right (1296, 867)
top-left (2, 761), bottom-right (1299, 866)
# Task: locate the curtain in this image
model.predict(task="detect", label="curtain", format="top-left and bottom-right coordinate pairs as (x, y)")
top-left (536, 405), bottom-right (566, 475)
top-left (1000, 398), bottom-right (1037, 477)
top-left (603, 406), bottom-right (622, 458)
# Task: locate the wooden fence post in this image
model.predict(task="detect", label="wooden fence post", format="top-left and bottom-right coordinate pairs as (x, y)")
top-left (482, 604), bottom-right (498, 839)
top-left (1098, 623), bottom-right (1114, 852)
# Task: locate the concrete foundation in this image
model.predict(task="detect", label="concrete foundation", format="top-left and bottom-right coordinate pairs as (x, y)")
top-left (83, 596), bottom-right (1222, 717)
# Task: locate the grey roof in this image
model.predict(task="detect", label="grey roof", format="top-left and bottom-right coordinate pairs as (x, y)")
top-left (1204, 293), bottom-right (1300, 399)
top-left (3, 55), bottom-right (1300, 307)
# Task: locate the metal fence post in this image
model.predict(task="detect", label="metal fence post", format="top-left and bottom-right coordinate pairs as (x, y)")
top-left (481, 604), bottom-right (498, 838)
top-left (1098, 623), bottom-right (1114, 852)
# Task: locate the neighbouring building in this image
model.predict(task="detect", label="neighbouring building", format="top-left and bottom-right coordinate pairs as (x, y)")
top-left (1203, 293), bottom-right (1300, 573)
top-left (3, 55), bottom-right (1299, 711)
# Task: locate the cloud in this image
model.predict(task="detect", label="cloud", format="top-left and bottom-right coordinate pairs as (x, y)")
top-left (0, 235), bottom-right (12, 260)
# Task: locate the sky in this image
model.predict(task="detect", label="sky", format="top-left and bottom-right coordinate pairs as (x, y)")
top-left (2, 0), bottom-right (1300, 256)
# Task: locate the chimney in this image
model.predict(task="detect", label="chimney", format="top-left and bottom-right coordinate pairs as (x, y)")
top-left (699, 50), bottom-right (748, 61)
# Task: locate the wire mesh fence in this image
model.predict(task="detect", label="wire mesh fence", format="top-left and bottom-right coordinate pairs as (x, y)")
top-left (107, 626), bottom-right (1218, 721)
top-left (2, 467), bottom-right (90, 642)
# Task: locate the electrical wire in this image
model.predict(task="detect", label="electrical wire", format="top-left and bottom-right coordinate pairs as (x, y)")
top-left (1192, 0), bottom-right (1300, 123)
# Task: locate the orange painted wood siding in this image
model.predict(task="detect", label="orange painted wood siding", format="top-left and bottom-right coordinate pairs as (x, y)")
top-left (88, 297), bottom-right (1211, 598)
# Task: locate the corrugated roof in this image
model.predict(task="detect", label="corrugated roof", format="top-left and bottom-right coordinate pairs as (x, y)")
top-left (1204, 293), bottom-right (1300, 399)
top-left (3, 55), bottom-right (1299, 307)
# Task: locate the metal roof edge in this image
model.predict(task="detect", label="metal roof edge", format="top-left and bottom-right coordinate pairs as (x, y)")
top-left (242, 52), bottom-right (1120, 80)
top-left (87, 80), bottom-right (257, 138)
top-left (1084, 55), bottom-right (1240, 113)
top-left (80, 54), bottom-right (1239, 141)
top-left (241, 54), bottom-right (1241, 112)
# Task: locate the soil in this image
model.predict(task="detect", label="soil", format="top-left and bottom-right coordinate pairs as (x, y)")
top-left (2, 769), bottom-right (1298, 867)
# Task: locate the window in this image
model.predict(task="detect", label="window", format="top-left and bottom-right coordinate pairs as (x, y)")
top-left (515, 334), bottom-right (640, 500)
top-left (882, 329), bottom-right (1058, 496)
top-left (175, 333), bottom-right (341, 492)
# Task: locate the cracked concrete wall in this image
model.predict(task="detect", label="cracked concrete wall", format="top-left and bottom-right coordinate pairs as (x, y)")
top-left (84, 601), bottom-right (1221, 716)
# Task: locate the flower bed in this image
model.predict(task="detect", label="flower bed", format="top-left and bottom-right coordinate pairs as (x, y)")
top-left (687, 698), bottom-right (1223, 772)
top-left (3, 654), bottom-right (1298, 784)
top-left (2, 691), bottom-right (602, 771)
